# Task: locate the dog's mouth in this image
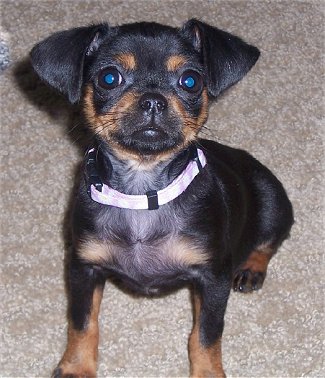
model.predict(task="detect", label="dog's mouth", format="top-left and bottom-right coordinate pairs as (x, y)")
top-left (107, 106), bottom-right (184, 155)
top-left (132, 128), bottom-right (168, 142)
top-left (113, 125), bottom-right (183, 155)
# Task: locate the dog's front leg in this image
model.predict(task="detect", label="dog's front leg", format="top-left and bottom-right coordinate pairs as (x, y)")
top-left (189, 272), bottom-right (231, 378)
top-left (53, 259), bottom-right (105, 378)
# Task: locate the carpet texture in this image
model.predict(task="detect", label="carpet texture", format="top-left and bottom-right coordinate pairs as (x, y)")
top-left (1, 1), bottom-right (324, 377)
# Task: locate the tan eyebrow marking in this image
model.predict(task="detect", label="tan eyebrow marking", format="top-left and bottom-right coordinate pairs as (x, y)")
top-left (114, 53), bottom-right (136, 70)
top-left (166, 55), bottom-right (187, 71)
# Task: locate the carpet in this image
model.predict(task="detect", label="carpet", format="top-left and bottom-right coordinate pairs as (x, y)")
top-left (1, 1), bottom-right (324, 377)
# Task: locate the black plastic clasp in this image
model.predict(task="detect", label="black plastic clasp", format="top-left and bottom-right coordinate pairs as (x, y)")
top-left (85, 149), bottom-right (103, 196)
top-left (146, 190), bottom-right (159, 210)
top-left (189, 145), bottom-right (203, 172)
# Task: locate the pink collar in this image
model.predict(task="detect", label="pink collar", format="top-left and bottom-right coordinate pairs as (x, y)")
top-left (87, 147), bottom-right (207, 210)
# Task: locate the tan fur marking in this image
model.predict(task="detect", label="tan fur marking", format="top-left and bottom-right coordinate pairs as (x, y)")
top-left (196, 89), bottom-right (209, 129)
top-left (84, 85), bottom-right (138, 133)
top-left (58, 287), bottom-right (103, 377)
top-left (169, 89), bottom-right (209, 146)
top-left (166, 55), bottom-right (187, 71)
top-left (189, 294), bottom-right (225, 377)
top-left (79, 239), bottom-right (113, 264)
top-left (115, 53), bottom-right (136, 70)
top-left (111, 146), bottom-right (182, 167)
top-left (241, 243), bottom-right (274, 273)
top-left (167, 238), bottom-right (210, 266)
top-left (169, 96), bottom-right (196, 144)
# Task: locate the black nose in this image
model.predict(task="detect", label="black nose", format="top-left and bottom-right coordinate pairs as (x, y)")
top-left (139, 93), bottom-right (168, 114)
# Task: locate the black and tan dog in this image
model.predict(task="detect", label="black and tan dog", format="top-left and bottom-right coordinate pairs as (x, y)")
top-left (30, 19), bottom-right (294, 377)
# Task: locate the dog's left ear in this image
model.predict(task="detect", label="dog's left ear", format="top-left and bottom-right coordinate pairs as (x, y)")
top-left (181, 19), bottom-right (260, 97)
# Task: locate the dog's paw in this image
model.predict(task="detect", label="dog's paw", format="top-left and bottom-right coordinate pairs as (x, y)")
top-left (52, 366), bottom-right (96, 378)
top-left (233, 269), bottom-right (266, 293)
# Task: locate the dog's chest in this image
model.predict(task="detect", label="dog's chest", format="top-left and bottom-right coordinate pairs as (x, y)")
top-left (82, 205), bottom-right (208, 289)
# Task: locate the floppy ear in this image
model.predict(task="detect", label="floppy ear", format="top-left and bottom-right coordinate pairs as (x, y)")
top-left (181, 19), bottom-right (260, 97)
top-left (30, 24), bottom-right (109, 104)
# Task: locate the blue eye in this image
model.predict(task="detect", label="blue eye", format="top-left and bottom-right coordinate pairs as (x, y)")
top-left (184, 76), bottom-right (195, 88)
top-left (104, 73), bottom-right (115, 85)
top-left (98, 67), bottom-right (123, 89)
top-left (179, 70), bottom-right (203, 93)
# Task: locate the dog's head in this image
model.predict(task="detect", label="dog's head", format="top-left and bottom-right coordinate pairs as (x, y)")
top-left (30, 20), bottom-right (259, 161)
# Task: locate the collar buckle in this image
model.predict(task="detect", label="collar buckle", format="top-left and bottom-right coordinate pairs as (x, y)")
top-left (189, 145), bottom-right (203, 172)
top-left (85, 148), bottom-right (103, 196)
top-left (146, 190), bottom-right (159, 210)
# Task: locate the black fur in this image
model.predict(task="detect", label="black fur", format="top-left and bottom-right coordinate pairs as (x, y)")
top-left (31, 20), bottom-right (260, 103)
top-left (30, 19), bottom-right (293, 376)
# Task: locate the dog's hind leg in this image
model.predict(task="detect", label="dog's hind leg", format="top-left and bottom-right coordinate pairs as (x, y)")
top-left (233, 243), bottom-right (275, 293)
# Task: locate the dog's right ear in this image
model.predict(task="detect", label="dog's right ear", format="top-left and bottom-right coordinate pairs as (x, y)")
top-left (30, 24), bottom-right (109, 104)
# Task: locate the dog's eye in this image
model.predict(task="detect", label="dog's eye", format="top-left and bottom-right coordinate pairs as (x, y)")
top-left (179, 70), bottom-right (203, 93)
top-left (98, 67), bottom-right (123, 89)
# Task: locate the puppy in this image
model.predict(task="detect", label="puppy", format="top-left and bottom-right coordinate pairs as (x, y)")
top-left (30, 19), bottom-right (294, 377)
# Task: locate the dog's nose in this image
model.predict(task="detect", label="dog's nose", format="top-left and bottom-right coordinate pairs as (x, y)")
top-left (139, 93), bottom-right (168, 114)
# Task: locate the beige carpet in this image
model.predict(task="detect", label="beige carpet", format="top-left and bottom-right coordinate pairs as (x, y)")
top-left (1, 1), bottom-right (324, 377)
